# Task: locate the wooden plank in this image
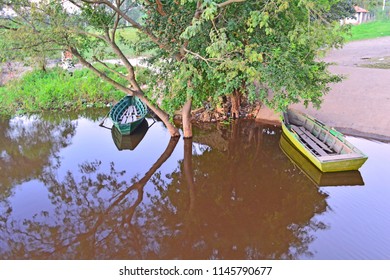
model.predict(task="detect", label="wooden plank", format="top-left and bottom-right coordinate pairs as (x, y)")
top-left (318, 153), bottom-right (364, 162)
top-left (121, 106), bottom-right (138, 124)
top-left (290, 125), bottom-right (328, 156)
top-left (299, 126), bottom-right (334, 153)
top-left (120, 107), bottom-right (131, 124)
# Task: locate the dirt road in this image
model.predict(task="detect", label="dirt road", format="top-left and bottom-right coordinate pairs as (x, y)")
top-left (289, 37), bottom-right (390, 141)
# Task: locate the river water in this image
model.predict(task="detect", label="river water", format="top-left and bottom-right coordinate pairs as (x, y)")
top-left (0, 110), bottom-right (389, 260)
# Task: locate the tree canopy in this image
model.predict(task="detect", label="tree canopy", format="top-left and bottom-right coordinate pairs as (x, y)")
top-left (0, 0), bottom-right (354, 137)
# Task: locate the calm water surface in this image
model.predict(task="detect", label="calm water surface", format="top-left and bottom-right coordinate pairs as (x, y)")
top-left (0, 110), bottom-right (389, 260)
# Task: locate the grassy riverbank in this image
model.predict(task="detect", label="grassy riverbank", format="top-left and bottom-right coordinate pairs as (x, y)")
top-left (0, 67), bottom-right (128, 116)
top-left (348, 20), bottom-right (390, 41)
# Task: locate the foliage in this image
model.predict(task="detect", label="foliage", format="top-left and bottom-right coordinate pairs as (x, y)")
top-left (0, 65), bottom-right (130, 115)
top-left (0, 0), bottom-right (71, 68)
top-left (139, 0), bottom-right (349, 114)
top-left (0, 0), bottom-right (351, 134)
top-left (325, 0), bottom-right (356, 21)
top-left (354, 0), bottom-right (385, 9)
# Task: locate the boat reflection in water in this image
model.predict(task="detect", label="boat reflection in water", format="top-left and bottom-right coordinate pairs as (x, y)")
top-left (111, 119), bottom-right (149, 151)
top-left (280, 133), bottom-right (364, 187)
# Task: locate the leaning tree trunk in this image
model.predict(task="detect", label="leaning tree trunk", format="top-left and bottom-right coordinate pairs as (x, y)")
top-left (182, 97), bottom-right (193, 138)
top-left (136, 94), bottom-right (181, 137)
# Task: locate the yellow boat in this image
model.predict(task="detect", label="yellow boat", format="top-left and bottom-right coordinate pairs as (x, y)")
top-left (280, 133), bottom-right (364, 186)
top-left (281, 109), bottom-right (368, 172)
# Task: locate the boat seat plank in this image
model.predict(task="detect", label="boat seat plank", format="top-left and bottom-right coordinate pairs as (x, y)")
top-left (291, 125), bottom-right (328, 156)
top-left (319, 153), bottom-right (364, 162)
top-left (298, 126), bottom-right (334, 153)
top-left (120, 106), bottom-right (139, 124)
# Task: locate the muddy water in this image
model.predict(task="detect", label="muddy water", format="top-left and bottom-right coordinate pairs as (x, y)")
top-left (0, 110), bottom-right (390, 260)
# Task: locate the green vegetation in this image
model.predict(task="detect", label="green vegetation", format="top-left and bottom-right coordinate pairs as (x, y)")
top-left (348, 20), bottom-right (390, 41)
top-left (0, 66), bottom-right (136, 115)
top-left (0, 0), bottom-right (354, 137)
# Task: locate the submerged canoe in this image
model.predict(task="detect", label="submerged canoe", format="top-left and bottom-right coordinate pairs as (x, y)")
top-left (281, 109), bottom-right (368, 172)
top-left (109, 95), bottom-right (148, 135)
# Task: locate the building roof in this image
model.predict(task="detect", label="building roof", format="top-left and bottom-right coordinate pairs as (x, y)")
top-left (354, 6), bottom-right (369, 13)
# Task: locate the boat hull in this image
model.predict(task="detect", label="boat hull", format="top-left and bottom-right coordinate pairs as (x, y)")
top-left (280, 133), bottom-right (364, 186)
top-left (109, 96), bottom-right (148, 135)
top-left (282, 110), bottom-right (368, 172)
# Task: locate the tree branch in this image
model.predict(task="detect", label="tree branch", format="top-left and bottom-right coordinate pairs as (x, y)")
top-left (74, 29), bottom-right (106, 40)
top-left (70, 46), bottom-right (136, 95)
top-left (0, 25), bottom-right (18, 30)
top-left (178, 1), bottom-right (203, 60)
top-left (92, 57), bottom-right (128, 80)
top-left (111, 5), bottom-right (121, 40)
top-left (78, 0), bottom-right (173, 52)
top-left (155, 0), bottom-right (167, 16)
top-left (217, 0), bottom-right (246, 8)
top-left (103, 34), bottom-right (139, 88)
top-left (183, 47), bottom-right (212, 67)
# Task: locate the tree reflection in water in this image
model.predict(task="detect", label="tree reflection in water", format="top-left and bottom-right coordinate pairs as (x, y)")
top-left (145, 121), bottom-right (329, 259)
top-left (0, 116), bottom-right (329, 259)
top-left (0, 114), bottom-right (76, 200)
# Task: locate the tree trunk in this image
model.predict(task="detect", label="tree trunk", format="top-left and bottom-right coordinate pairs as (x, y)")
top-left (37, 56), bottom-right (46, 72)
top-left (230, 89), bottom-right (241, 119)
top-left (41, 63), bottom-right (46, 72)
top-left (136, 94), bottom-right (181, 138)
top-left (182, 97), bottom-right (192, 138)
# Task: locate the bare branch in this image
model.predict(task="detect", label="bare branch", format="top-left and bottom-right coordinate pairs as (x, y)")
top-left (70, 46), bottom-right (135, 96)
top-left (92, 56), bottom-right (128, 80)
top-left (183, 47), bottom-right (211, 67)
top-left (103, 36), bottom-right (139, 88)
top-left (67, 0), bottom-right (83, 9)
top-left (217, 0), bottom-right (246, 8)
top-left (111, 8), bottom-right (121, 40)
top-left (78, 0), bottom-right (173, 52)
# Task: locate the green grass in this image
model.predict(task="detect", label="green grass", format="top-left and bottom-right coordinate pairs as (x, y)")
top-left (0, 66), bottom-right (129, 116)
top-left (114, 28), bottom-right (140, 57)
top-left (347, 20), bottom-right (390, 41)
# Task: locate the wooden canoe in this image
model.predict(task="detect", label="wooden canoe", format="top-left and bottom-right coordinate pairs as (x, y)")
top-left (281, 109), bottom-right (368, 172)
top-left (280, 133), bottom-right (364, 186)
top-left (109, 95), bottom-right (148, 135)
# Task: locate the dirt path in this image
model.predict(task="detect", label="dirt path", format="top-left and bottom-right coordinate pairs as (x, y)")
top-left (287, 37), bottom-right (390, 141)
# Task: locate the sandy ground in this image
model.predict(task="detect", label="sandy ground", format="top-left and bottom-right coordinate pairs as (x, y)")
top-left (286, 37), bottom-right (390, 141)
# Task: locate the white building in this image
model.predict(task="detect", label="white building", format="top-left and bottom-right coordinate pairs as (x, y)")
top-left (341, 6), bottom-right (372, 25)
